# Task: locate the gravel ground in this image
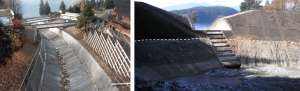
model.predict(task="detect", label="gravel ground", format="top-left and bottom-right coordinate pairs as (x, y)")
top-left (136, 65), bottom-right (300, 91)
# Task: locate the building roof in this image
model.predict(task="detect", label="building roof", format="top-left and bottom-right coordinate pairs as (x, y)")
top-left (0, 9), bottom-right (14, 17)
top-left (135, 2), bottom-right (203, 40)
top-left (115, 0), bottom-right (130, 17)
top-left (0, 9), bottom-right (14, 26)
top-left (61, 12), bottom-right (80, 17)
top-left (209, 10), bottom-right (300, 41)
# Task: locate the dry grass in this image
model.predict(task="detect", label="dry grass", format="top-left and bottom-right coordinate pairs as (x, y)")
top-left (51, 19), bottom-right (66, 23)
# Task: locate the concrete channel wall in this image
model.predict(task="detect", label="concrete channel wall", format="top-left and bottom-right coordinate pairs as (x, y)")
top-left (19, 33), bottom-right (47, 91)
top-left (48, 28), bottom-right (118, 91)
top-left (229, 40), bottom-right (300, 67)
top-left (135, 39), bottom-right (223, 80)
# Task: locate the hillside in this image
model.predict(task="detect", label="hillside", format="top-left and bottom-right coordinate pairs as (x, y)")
top-left (135, 2), bottom-right (205, 40)
top-left (170, 6), bottom-right (238, 24)
top-left (70, 0), bottom-right (82, 6)
top-left (163, 3), bottom-right (240, 11)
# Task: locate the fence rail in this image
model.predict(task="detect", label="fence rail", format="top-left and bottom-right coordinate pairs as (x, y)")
top-left (19, 32), bottom-right (47, 91)
top-left (84, 25), bottom-right (131, 78)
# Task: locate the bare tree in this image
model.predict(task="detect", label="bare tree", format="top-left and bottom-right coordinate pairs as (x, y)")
top-left (5, 0), bottom-right (23, 19)
top-left (0, 0), bottom-right (6, 9)
top-left (263, 0), bottom-right (300, 11)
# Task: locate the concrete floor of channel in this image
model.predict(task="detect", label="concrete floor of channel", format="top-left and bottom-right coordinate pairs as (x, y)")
top-left (136, 65), bottom-right (300, 91)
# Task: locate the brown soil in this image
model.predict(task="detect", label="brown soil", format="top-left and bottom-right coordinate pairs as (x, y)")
top-left (64, 26), bottom-right (84, 40)
top-left (0, 26), bottom-right (38, 90)
top-left (51, 19), bottom-right (66, 23)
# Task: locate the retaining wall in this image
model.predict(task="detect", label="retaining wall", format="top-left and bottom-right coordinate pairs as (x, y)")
top-left (229, 39), bottom-right (300, 67)
top-left (135, 39), bottom-right (223, 80)
top-left (48, 28), bottom-right (118, 91)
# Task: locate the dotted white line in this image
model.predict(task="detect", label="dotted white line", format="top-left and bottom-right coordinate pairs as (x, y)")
top-left (133, 38), bottom-right (300, 44)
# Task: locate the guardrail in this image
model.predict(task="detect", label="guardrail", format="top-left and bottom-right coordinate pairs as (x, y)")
top-left (19, 32), bottom-right (46, 91)
top-left (112, 74), bottom-right (130, 91)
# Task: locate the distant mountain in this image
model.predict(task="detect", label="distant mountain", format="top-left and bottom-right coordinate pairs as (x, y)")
top-left (163, 3), bottom-right (240, 12)
top-left (70, 0), bottom-right (82, 7)
top-left (135, 2), bottom-right (203, 40)
top-left (170, 6), bottom-right (238, 26)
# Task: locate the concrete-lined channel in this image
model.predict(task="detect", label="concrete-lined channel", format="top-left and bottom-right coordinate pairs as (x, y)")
top-left (19, 28), bottom-right (119, 91)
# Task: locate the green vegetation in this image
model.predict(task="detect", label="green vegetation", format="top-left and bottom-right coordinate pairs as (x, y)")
top-left (97, 0), bottom-right (122, 10)
top-left (91, 0), bottom-right (96, 9)
top-left (240, 0), bottom-right (262, 12)
top-left (0, 21), bottom-right (13, 65)
top-left (39, 0), bottom-right (51, 15)
top-left (76, 0), bottom-right (95, 30)
top-left (44, 0), bottom-right (51, 15)
top-left (67, 0), bottom-right (123, 13)
top-left (67, 5), bottom-right (80, 13)
top-left (39, 0), bottom-right (44, 15)
top-left (59, 0), bottom-right (66, 14)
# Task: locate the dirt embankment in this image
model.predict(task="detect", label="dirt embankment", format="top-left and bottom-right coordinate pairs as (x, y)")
top-left (0, 26), bottom-right (38, 90)
top-left (229, 39), bottom-right (300, 67)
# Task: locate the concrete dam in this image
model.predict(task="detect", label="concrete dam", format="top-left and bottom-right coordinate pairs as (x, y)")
top-left (135, 10), bottom-right (300, 81)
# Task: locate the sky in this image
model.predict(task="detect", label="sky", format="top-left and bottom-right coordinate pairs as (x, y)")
top-left (135, 0), bottom-right (269, 8)
top-left (19, 0), bottom-right (271, 18)
top-left (21, 0), bottom-right (77, 18)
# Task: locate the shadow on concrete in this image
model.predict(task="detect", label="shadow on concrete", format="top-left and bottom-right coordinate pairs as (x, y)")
top-left (135, 76), bottom-right (300, 91)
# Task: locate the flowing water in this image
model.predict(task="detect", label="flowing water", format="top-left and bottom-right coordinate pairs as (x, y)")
top-left (163, 66), bottom-right (300, 84)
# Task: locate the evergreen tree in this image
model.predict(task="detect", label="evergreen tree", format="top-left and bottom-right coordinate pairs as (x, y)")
top-left (15, 12), bottom-right (23, 19)
top-left (76, 0), bottom-right (95, 30)
top-left (67, 5), bottom-right (81, 13)
top-left (44, 0), bottom-right (51, 15)
top-left (67, 6), bottom-right (72, 12)
top-left (39, 0), bottom-right (44, 15)
top-left (59, 0), bottom-right (66, 14)
top-left (91, 0), bottom-right (95, 9)
top-left (190, 11), bottom-right (199, 30)
top-left (73, 5), bottom-right (81, 13)
top-left (96, 0), bottom-right (99, 8)
top-left (0, 21), bottom-right (13, 65)
top-left (105, 0), bottom-right (114, 9)
top-left (240, 0), bottom-right (262, 12)
top-left (98, 0), bottom-right (105, 11)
